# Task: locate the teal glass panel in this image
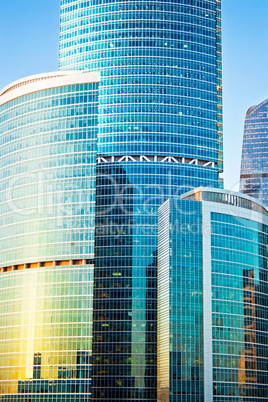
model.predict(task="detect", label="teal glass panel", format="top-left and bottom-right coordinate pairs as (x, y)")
top-left (158, 198), bottom-right (204, 401)
top-left (211, 213), bottom-right (268, 400)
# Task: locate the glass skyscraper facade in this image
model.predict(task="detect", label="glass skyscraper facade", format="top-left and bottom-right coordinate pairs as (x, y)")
top-left (0, 72), bottom-right (100, 401)
top-left (240, 98), bottom-right (268, 205)
top-left (59, 0), bottom-right (222, 168)
top-left (1, 2), bottom-right (267, 402)
top-left (0, 71), bottom-right (99, 265)
top-left (0, 264), bottom-right (93, 402)
top-left (59, 2), bottom-right (223, 400)
top-left (158, 188), bottom-right (268, 401)
top-left (158, 197), bottom-right (204, 401)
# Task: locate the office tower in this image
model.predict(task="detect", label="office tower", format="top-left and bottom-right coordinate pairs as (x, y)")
top-left (158, 188), bottom-right (268, 401)
top-left (59, 1), bottom-right (223, 399)
top-left (0, 71), bottom-right (100, 401)
top-left (240, 99), bottom-right (268, 204)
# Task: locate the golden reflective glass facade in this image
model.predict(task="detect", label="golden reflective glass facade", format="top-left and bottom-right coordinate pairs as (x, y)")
top-left (0, 264), bottom-right (93, 401)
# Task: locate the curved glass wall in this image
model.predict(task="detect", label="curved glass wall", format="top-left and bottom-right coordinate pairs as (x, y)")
top-left (211, 213), bottom-right (268, 400)
top-left (0, 264), bottom-right (93, 401)
top-left (240, 99), bottom-right (268, 205)
top-left (0, 73), bottom-right (99, 401)
top-left (158, 191), bottom-right (268, 401)
top-left (59, 1), bottom-right (222, 399)
top-left (0, 74), bottom-right (99, 266)
top-left (59, 1), bottom-right (220, 164)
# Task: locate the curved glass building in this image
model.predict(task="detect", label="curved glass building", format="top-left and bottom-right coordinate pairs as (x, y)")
top-left (158, 188), bottom-right (268, 401)
top-left (240, 99), bottom-right (268, 205)
top-left (59, 0), bottom-right (223, 167)
top-left (59, 1), bottom-right (223, 399)
top-left (0, 71), bottom-right (100, 401)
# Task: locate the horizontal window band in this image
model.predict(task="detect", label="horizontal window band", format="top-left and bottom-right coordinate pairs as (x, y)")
top-left (241, 173), bottom-right (268, 179)
top-left (0, 258), bottom-right (94, 274)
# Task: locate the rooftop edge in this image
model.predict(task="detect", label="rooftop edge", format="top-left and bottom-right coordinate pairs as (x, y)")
top-left (0, 71), bottom-right (100, 106)
top-left (181, 187), bottom-right (268, 216)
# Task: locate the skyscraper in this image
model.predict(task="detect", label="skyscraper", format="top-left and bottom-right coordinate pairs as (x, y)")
top-left (0, 71), bottom-right (100, 401)
top-left (240, 99), bottom-right (268, 205)
top-left (158, 188), bottom-right (268, 401)
top-left (59, 1), bottom-right (223, 399)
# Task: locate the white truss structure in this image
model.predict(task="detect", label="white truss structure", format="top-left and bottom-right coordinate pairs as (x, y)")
top-left (97, 155), bottom-right (216, 168)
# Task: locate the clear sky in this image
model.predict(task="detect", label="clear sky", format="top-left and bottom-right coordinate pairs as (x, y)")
top-left (0, 0), bottom-right (267, 190)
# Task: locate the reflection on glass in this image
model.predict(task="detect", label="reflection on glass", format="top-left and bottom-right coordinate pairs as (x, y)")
top-left (0, 265), bottom-right (93, 401)
top-left (240, 99), bottom-right (268, 205)
top-left (211, 214), bottom-right (268, 400)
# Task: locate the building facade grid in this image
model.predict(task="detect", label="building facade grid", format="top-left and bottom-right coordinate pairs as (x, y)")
top-left (0, 72), bottom-right (99, 401)
top-left (240, 99), bottom-right (268, 205)
top-left (58, 1), bottom-right (222, 399)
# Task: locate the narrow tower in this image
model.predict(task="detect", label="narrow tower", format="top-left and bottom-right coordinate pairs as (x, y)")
top-left (240, 99), bottom-right (268, 205)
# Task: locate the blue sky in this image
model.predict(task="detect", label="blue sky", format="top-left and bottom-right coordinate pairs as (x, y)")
top-left (0, 0), bottom-right (267, 190)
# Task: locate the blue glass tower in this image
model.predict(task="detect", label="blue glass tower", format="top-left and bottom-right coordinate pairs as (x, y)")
top-left (240, 99), bottom-right (268, 205)
top-left (59, 1), bottom-right (223, 400)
